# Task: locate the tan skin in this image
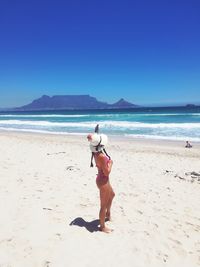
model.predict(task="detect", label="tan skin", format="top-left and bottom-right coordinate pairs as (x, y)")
top-left (94, 152), bottom-right (115, 233)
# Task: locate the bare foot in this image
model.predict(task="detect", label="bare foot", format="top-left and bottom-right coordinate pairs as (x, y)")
top-left (100, 226), bottom-right (113, 233)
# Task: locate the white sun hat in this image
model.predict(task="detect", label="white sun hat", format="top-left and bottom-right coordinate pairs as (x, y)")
top-left (88, 133), bottom-right (108, 152)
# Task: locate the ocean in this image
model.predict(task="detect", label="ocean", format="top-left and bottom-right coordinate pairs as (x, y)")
top-left (0, 106), bottom-right (200, 142)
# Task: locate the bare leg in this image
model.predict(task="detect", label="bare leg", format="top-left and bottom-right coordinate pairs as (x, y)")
top-left (106, 186), bottom-right (115, 221)
top-left (99, 184), bottom-right (113, 233)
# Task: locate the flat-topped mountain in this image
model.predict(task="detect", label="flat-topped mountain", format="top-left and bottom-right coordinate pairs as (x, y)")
top-left (17, 95), bottom-right (138, 110)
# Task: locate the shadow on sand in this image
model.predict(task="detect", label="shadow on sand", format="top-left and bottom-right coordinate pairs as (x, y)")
top-left (70, 217), bottom-right (100, 233)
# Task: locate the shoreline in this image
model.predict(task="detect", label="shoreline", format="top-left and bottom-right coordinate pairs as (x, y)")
top-left (1, 129), bottom-right (200, 148)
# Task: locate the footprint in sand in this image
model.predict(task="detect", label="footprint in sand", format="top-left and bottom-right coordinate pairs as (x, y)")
top-left (162, 215), bottom-right (169, 220)
top-left (169, 238), bottom-right (182, 245)
top-left (185, 221), bottom-right (194, 226)
top-left (156, 251), bottom-right (169, 263)
top-left (163, 254), bottom-right (169, 262)
top-left (55, 233), bottom-right (62, 240)
top-left (154, 223), bottom-right (158, 228)
top-left (168, 238), bottom-right (187, 257)
top-left (136, 210), bottom-right (143, 215)
top-left (119, 205), bottom-right (125, 216)
top-left (153, 207), bottom-right (161, 212)
top-left (144, 231), bottom-right (150, 236)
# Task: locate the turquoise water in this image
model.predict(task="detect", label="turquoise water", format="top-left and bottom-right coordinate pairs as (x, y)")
top-left (0, 107), bottom-right (200, 141)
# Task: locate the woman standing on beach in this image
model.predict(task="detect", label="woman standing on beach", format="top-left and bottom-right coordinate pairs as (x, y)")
top-left (87, 130), bottom-right (115, 233)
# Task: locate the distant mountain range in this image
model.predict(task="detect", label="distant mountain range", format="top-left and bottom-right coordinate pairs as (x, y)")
top-left (15, 95), bottom-right (138, 110)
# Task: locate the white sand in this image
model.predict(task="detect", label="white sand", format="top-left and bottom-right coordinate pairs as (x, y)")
top-left (0, 131), bottom-right (200, 267)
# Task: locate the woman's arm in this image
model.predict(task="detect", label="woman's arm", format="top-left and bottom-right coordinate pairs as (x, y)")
top-left (99, 155), bottom-right (113, 176)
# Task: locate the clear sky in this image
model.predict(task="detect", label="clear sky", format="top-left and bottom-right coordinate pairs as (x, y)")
top-left (0, 0), bottom-right (200, 108)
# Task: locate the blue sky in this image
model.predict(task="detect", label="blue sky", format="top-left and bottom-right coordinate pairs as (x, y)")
top-left (0, 0), bottom-right (200, 107)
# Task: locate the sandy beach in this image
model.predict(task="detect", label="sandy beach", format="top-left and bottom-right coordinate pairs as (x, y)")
top-left (0, 131), bottom-right (200, 267)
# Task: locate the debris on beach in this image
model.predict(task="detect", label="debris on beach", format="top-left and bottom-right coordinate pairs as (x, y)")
top-left (164, 170), bottom-right (200, 184)
top-left (47, 151), bottom-right (66, 155)
top-left (43, 207), bottom-right (53, 211)
top-left (66, 165), bottom-right (80, 171)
